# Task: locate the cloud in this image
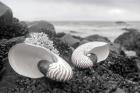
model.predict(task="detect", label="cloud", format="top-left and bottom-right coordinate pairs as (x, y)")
top-left (0, 0), bottom-right (140, 21)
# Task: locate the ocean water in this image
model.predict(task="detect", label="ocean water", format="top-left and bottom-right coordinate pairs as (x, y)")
top-left (51, 21), bottom-right (140, 42)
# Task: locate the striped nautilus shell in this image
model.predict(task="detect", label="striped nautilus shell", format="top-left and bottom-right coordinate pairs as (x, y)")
top-left (8, 43), bottom-right (73, 81)
top-left (71, 41), bottom-right (110, 68)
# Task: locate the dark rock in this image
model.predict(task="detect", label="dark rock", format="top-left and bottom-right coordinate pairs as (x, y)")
top-left (72, 35), bottom-right (83, 41)
top-left (53, 38), bottom-right (73, 63)
top-left (109, 43), bottom-right (125, 56)
top-left (133, 57), bottom-right (140, 72)
top-left (0, 36), bottom-right (25, 58)
top-left (60, 34), bottom-right (80, 48)
top-left (0, 37), bottom-right (25, 88)
top-left (115, 21), bottom-right (127, 25)
top-left (122, 28), bottom-right (138, 32)
top-left (103, 52), bottom-right (138, 78)
top-left (85, 34), bottom-right (111, 43)
top-left (28, 21), bottom-right (56, 38)
top-left (79, 39), bottom-right (89, 45)
top-left (70, 30), bottom-right (78, 33)
top-left (55, 32), bottom-right (66, 38)
top-left (114, 30), bottom-right (140, 57)
top-left (0, 18), bottom-right (29, 39)
top-left (0, 2), bottom-right (13, 25)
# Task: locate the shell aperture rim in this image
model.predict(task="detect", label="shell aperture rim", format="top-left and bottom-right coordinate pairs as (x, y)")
top-left (8, 43), bottom-right (73, 81)
top-left (71, 41), bottom-right (110, 68)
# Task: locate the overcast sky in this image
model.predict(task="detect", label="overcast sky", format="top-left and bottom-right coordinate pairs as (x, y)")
top-left (1, 0), bottom-right (140, 21)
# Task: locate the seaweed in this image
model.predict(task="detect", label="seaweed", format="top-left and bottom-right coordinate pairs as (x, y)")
top-left (103, 52), bottom-right (138, 78)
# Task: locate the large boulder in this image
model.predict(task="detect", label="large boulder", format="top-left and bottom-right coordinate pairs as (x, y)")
top-left (109, 43), bottom-right (125, 55)
top-left (60, 34), bottom-right (80, 48)
top-left (28, 21), bottom-right (56, 38)
top-left (0, 18), bottom-right (29, 39)
top-left (0, 2), bottom-right (13, 24)
top-left (85, 34), bottom-right (111, 43)
top-left (114, 30), bottom-right (140, 56)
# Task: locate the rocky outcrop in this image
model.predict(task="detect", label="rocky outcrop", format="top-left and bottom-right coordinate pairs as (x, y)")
top-left (0, 18), bottom-right (29, 39)
top-left (115, 21), bottom-right (127, 25)
top-left (122, 28), bottom-right (138, 32)
top-left (28, 21), bottom-right (56, 38)
top-left (85, 34), bottom-right (111, 43)
top-left (114, 30), bottom-right (140, 56)
top-left (109, 43), bottom-right (125, 55)
top-left (0, 2), bottom-right (13, 24)
top-left (60, 34), bottom-right (80, 48)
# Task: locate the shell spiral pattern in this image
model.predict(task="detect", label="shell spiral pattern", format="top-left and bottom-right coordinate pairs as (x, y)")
top-left (71, 41), bottom-right (110, 68)
top-left (46, 60), bottom-right (73, 81)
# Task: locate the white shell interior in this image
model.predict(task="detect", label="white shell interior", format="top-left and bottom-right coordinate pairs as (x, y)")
top-left (8, 43), bottom-right (57, 78)
top-left (71, 41), bottom-right (110, 68)
top-left (88, 42), bottom-right (110, 62)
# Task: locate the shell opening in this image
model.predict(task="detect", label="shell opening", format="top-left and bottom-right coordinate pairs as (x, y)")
top-left (8, 43), bottom-right (58, 78)
top-left (37, 60), bottom-right (52, 76)
top-left (8, 43), bottom-right (73, 81)
top-left (71, 42), bottom-right (110, 68)
top-left (87, 53), bottom-right (98, 64)
top-left (88, 43), bottom-right (109, 63)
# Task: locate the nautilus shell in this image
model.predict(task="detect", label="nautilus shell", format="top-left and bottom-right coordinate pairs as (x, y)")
top-left (8, 43), bottom-right (73, 81)
top-left (71, 41), bottom-right (110, 68)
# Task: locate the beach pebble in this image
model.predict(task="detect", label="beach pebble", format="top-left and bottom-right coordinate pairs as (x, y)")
top-left (124, 50), bottom-right (137, 57)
